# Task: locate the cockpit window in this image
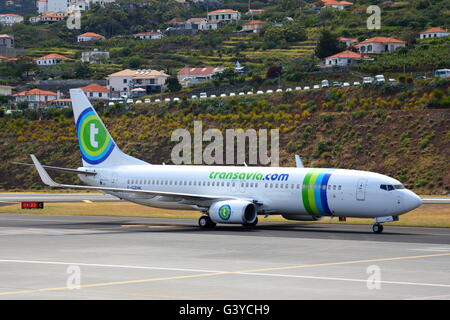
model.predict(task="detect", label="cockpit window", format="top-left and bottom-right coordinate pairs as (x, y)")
top-left (380, 184), bottom-right (387, 190)
top-left (394, 184), bottom-right (405, 189)
top-left (387, 185), bottom-right (394, 191)
top-left (380, 184), bottom-right (401, 191)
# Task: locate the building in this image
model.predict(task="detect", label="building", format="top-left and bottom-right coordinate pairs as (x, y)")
top-left (49, 98), bottom-right (72, 108)
top-left (77, 32), bottom-right (106, 42)
top-left (30, 12), bottom-right (68, 23)
top-left (355, 37), bottom-right (406, 54)
top-left (186, 18), bottom-right (208, 30)
top-left (80, 83), bottom-right (110, 101)
top-left (0, 85), bottom-right (14, 96)
top-left (242, 20), bottom-right (265, 33)
top-left (0, 14), bottom-right (23, 26)
top-left (81, 49), bottom-right (110, 64)
top-left (34, 53), bottom-right (74, 66)
top-left (107, 69), bottom-right (170, 97)
top-left (133, 31), bottom-right (165, 40)
top-left (246, 9), bottom-right (265, 16)
top-left (12, 89), bottom-right (58, 108)
top-left (37, 0), bottom-right (116, 14)
top-left (207, 9), bottom-right (240, 23)
top-left (0, 34), bottom-right (14, 48)
top-left (177, 67), bottom-right (226, 86)
top-left (321, 0), bottom-right (353, 10)
top-left (419, 27), bottom-right (450, 39)
top-left (337, 37), bottom-right (358, 47)
top-left (323, 50), bottom-right (373, 67)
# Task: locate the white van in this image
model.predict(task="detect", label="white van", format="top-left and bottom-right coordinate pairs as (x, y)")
top-left (321, 80), bottom-right (329, 88)
top-left (363, 77), bottom-right (374, 84)
top-left (434, 69), bottom-right (450, 78)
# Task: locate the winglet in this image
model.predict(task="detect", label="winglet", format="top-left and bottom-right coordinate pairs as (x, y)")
top-left (30, 154), bottom-right (60, 187)
top-left (295, 155), bottom-right (304, 168)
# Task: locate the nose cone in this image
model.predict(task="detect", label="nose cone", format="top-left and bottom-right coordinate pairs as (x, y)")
top-left (404, 191), bottom-right (422, 212)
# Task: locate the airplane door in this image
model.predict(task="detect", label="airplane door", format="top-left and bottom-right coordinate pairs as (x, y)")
top-left (356, 178), bottom-right (367, 201)
top-left (111, 173), bottom-right (118, 187)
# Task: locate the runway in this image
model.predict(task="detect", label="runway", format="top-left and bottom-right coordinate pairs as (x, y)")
top-left (0, 213), bottom-right (449, 299)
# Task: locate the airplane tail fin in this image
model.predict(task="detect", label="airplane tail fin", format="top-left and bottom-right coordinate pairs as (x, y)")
top-left (70, 88), bottom-right (148, 167)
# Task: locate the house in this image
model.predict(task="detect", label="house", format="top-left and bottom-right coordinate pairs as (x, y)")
top-left (31, 12), bottom-right (68, 23)
top-left (0, 85), bottom-right (14, 96)
top-left (321, 0), bottom-right (353, 10)
top-left (186, 18), bottom-right (208, 30)
top-left (49, 98), bottom-right (72, 108)
top-left (419, 27), bottom-right (449, 39)
top-left (80, 83), bottom-right (110, 101)
top-left (205, 20), bottom-right (225, 30)
top-left (246, 9), bottom-right (265, 16)
top-left (355, 37), bottom-right (406, 54)
top-left (207, 9), bottom-right (241, 23)
top-left (177, 67), bottom-right (226, 86)
top-left (34, 53), bottom-right (74, 66)
top-left (12, 89), bottom-right (58, 108)
top-left (107, 69), bottom-right (170, 97)
top-left (168, 18), bottom-right (185, 27)
top-left (0, 14), bottom-right (24, 26)
top-left (0, 56), bottom-right (16, 62)
top-left (242, 20), bottom-right (265, 33)
top-left (77, 32), bottom-right (106, 42)
top-left (37, 0), bottom-right (68, 13)
top-left (337, 37), bottom-right (358, 47)
top-left (133, 31), bottom-right (165, 40)
top-left (81, 49), bottom-right (110, 64)
top-left (323, 50), bottom-right (373, 67)
top-left (0, 34), bottom-right (14, 48)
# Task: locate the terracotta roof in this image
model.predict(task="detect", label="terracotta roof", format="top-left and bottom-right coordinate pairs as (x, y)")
top-left (178, 67), bottom-right (226, 76)
top-left (356, 36), bottom-right (405, 45)
top-left (186, 18), bottom-right (207, 23)
top-left (325, 50), bottom-right (372, 60)
top-left (134, 31), bottom-right (163, 36)
top-left (1, 14), bottom-right (23, 17)
top-left (13, 89), bottom-right (57, 96)
top-left (0, 34), bottom-right (12, 38)
top-left (337, 37), bottom-right (358, 42)
top-left (81, 83), bottom-right (109, 93)
top-left (78, 32), bottom-right (104, 38)
top-left (322, 0), bottom-right (353, 5)
top-left (420, 27), bottom-right (449, 34)
top-left (34, 53), bottom-right (74, 61)
top-left (108, 69), bottom-right (169, 78)
top-left (169, 18), bottom-right (184, 23)
top-left (208, 9), bottom-right (239, 14)
top-left (244, 20), bottom-right (265, 25)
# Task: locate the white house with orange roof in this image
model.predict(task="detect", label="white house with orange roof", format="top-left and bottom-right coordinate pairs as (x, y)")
top-left (355, 36), bottom-right (405, 54)
top-left (321, 0), bottom-right (353, 10)
top-left (337, 37), bottom-right (358, 47)
top-left (0, 14), bottom-right (23, 26)
top-left (419, 27), bottom-right (449, 39)
top-left (80, 83), bottom-right (110, 101)
top-left (0, 85), bottom-right (14, 96)
top-left (12, 88), bottom-right (58, 108)
top-left (107, 69), bottom-right (170, 97)
top-left (242, 20), bottom-right (265, 33)
top-left (207, 9), bottom-right (240, 23)
top-left (323, 50), bottom-right (373, 67)
top-left (77, 32), bottom-right (106, 42)
top-left (34, 53), bottom-right (74, 66)
top-left (177, 67), bottom-right (226, 85)
top-left (133, 31), bottom-right (165, 40)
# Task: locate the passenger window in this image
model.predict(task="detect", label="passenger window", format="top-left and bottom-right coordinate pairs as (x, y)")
top-left (333, 185), bottom-right (336, 190)
top-left (270, 183), bottom-right (273, 188)
top-left (297, 184), bottom-right (300, 189)
top-left (338, 185), bottom-right (341, 190)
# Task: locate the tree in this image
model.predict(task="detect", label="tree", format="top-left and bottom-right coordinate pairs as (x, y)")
top-left (266, 66), bottom-right (283, 79)
top-left (315, 29), bottom-right (345, 59)
top-left (166, 77), bottom-right (182, 92)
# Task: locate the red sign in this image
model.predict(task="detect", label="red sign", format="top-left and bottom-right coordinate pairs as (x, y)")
top-left (21, 202), bottom-right (44, 209)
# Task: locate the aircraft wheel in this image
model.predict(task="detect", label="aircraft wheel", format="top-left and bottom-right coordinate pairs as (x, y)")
top-left (372, 223), bottom-right (384, 234)
top-left (243, 217), bottom-right (258, 227)
top-left (199, 216), bottom-right (216, 229)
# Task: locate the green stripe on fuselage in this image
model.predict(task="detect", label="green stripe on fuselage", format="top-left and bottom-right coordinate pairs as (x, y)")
top-left (308, 170), bottom-right (321, 216)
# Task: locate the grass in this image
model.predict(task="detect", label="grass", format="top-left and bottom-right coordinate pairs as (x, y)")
top-left (0, 202), bottom-right (449, 228)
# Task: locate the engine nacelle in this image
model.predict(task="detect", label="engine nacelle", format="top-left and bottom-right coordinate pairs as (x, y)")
top-left (209, 200), bottom-right (257, 224)
top-left (281, 214), bottom-right (322, 221)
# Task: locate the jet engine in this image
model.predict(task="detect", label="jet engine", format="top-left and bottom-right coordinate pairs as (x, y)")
top-left (281, 214), bottom-right (322, 221)
top-left (209, 200), bottom-right (257, 224)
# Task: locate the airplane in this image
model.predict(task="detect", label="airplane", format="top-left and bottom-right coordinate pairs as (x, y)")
top-left (26, 89), bottom-right (422, 233)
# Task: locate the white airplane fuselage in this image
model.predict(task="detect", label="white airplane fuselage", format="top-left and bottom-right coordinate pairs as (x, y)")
top-left (78, 165), bottom-right (422, 219)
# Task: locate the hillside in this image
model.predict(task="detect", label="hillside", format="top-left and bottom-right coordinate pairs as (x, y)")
top-left (1, 80), bottom-right (449, 194)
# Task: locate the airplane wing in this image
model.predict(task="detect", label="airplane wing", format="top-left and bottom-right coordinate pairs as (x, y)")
top-left (30, 155), bottom-right (250, 207)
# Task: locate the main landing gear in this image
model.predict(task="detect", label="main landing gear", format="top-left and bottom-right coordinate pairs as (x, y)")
top-left (372, 223), bottom-right (384, 234)
top-left (198, 215), bottom-right (216, 229)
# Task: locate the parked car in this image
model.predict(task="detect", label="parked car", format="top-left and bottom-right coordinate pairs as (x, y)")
top-left (342, 82), bottom-right (350, 87)
top-left (199, 92), bottom-right (207, 99)
top-left (303, 86), bottom-right (310, 90)
top-left (210, 94), bottom-right (216, 98)
top-left (229, 92), bottom-right (236, 96)
top-left (247, 91), bottom-right (253, 95)
top-left (434, 69), bottom-right (450, 78)
top-left (285, 88), bottom-right (292, 92)
top-left (313, 85), bottom-right (320, 89)
top-left (353, 81), bottom-right (361, 86)
top-left (239, 92), bottom-right (245, 96)
top-left (375, 74), bottom-right (385, 83)
top-left (144, 98), bottom-right (151, 103)
top-left (164, 98), bottom-right (171, 102)
top-left (155, 99), bottom-right (161, 102)
top-left (388, 78), bottom-right (397, 84)
top-left (173, 97), bottom-right (180, 101)
top-left (276, 88), bottom-right (283, 93)
top-left (135, 100), bottom-right (142, 104)
top-left (220, 93), bottom-right (227, 97)
top-left (108, 102), bottom-right (115, 106)
top-left (321, 80), bottom-right (329, 88)
top-left (332, 81), bottom-right (342, 87)
top-left (257, 90), bottom-right (264, 94)
top-left (191, 95), bottom-right (198, 99)
top-left (295, 87), bottom-right (302, 91)
top-left (363, 77), bottom-right (374, 84)
top-left (266, 89), bottom-right (273, 94)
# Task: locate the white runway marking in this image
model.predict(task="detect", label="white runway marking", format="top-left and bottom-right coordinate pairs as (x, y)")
top-left (1, 259), bottom-right (450, 289)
